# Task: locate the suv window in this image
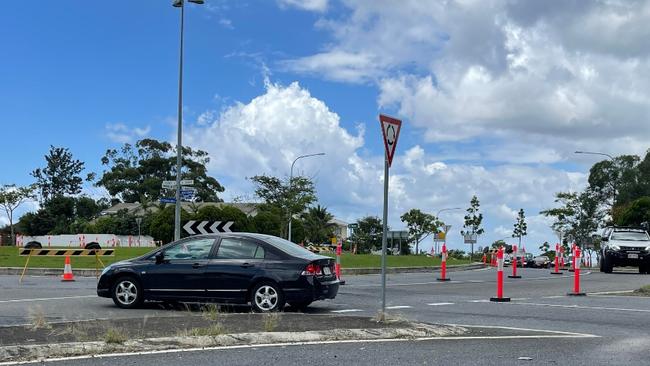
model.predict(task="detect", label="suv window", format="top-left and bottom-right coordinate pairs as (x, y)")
top-left (217, 238), bottom-right (265, 259)
top-left (164, 238), bottom-right (215, 260)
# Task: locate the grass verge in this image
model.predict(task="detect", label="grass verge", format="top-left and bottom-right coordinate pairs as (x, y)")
top-left (0, 246), bottom-right (472, 269)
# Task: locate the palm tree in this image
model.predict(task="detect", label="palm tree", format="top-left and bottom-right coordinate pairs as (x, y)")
top-left (301, 205), bottom-right (336, 244)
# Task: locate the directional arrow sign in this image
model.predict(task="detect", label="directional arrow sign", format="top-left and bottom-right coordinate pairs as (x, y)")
top-left (162, 181), bottom-right (177, 189)
top-left (183, 220), bottom-right (196, 235)
top-left (184, 220), bottom-right (235, 235)
top-left (196, 221), bottom-right (209, 235)
top-left (180, 179), bottom-right (194, 186)
top-left (379, 114), bottom-right (402, 168)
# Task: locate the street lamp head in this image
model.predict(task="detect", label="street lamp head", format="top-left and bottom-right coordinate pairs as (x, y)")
top-left (173, 0), bottom-right (204, 7)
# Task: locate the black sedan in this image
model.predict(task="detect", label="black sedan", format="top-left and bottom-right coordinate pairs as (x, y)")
top-left (97, 233), bottom-right (340, 312)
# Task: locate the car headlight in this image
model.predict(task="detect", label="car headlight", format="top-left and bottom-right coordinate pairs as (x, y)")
top-left (609, 244), bottom-right (620, 251)
top-left (101, 264), bottom-right (114, 276)
top-left (645, 246), bottom-right (650, 252)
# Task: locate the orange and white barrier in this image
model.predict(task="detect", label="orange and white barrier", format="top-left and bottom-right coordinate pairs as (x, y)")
top-left (508, 245), bottom-right (521, 279)
top-left (568, 247), bottom-right (586, 296)
top-left (490, 247), bottom-right (510, 302)
top-left (437, 243), bottom-right (450, 281)
top-left (551, 243), bottom-right (563, 275)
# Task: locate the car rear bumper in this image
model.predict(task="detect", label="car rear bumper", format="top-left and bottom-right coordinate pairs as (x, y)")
top-left (284, 278), bottom-right (339, 302)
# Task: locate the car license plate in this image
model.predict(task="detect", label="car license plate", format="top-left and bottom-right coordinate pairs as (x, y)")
top-left (628, 253), bottom-right (639, 259)
top-left (323, 266), bottom-right (332, 275)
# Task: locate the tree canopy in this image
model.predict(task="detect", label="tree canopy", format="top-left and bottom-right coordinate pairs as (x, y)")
top-left (400, 208), bottom-right (440, 255)
top-left (31, 146), bottom-right (91, 202)
top-left (97, 139), bottom-right (224, 203)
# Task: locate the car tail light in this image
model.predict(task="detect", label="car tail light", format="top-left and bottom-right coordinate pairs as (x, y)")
top-left (301, 263), bottom-right (321, 276)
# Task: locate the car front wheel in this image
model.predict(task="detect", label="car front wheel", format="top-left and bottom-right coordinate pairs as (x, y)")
top-left (251, 282), bottom-right (284, 313)
top-left (602, 254), bottom-right (613, 274)
top-left (112, 277), bottom-right (143, 309)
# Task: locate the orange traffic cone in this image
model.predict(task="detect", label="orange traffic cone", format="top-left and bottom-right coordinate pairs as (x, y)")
top-left (62, 255), bottom-right (75, 282)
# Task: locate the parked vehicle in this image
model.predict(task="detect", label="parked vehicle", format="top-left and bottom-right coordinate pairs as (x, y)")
top-left (97, 233), bottom-right (340, 312)
top-left (532, 255), bottom-right (551, 268)
top-left (600, 227), bottom-right (650, 274)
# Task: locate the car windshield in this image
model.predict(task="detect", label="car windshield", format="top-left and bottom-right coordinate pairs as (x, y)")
top-left (256, 234), bottom-right (323, 259)
top-left (611, 231), bottom-right (649, 241)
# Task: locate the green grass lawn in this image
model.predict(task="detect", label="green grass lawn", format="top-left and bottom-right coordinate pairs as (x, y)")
top-left (0, 246), bottom-right (155, 269)
top-left (0, 246), bottom-right (471, 269)
top-left (325, 253), bottom-right (471, 268)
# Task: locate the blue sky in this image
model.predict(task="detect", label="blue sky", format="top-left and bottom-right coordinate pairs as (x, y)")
top-left (3, 1), bottom-right (650, 253)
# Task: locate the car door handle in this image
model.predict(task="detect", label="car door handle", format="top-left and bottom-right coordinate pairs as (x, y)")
top-left (192, 263), bottom-right (204, 269)
top-left (240, 263), bottom-right (254, 268)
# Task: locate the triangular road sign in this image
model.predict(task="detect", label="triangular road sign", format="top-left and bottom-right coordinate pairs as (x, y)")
top-left (379, 114), bottom-right (402, 167)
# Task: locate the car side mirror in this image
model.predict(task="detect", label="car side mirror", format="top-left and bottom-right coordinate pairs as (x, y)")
top-left (155, 251), bottom-right (166, 264)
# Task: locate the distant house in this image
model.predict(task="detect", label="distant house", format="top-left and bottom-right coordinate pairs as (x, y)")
top-left (100, 202), bottom-right (348, 238)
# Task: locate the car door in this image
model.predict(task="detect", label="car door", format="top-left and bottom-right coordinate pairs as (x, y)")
top-left (204, 237), bottom-right (266, 302)
top-left (142, 237), bottom-right (216, 300)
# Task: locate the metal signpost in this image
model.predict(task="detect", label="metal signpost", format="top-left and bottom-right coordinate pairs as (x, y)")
top-left (379, 114), bottom-right (402, 319)
top-left (463, 232), bottom-right (477, 260)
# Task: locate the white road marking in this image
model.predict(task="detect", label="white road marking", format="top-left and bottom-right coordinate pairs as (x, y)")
top-left (509, 302), bottom-right (650, 313)
top-left (510, 298), bottom-right (530, 301)
top-left (0, 295), bottom-right (95, 304)
top-left (469, 299), bottom-right (490, 303)
top-left (330, 309), bottom-right (363, 313)
top-left (385, 305), bottom-right (412, 309)
top-left (427, 302), bottom-right (455, 306)
top-left (0, 330), bottom-right (598, 365)
top-left (587, 290), bottom-right (635, 296)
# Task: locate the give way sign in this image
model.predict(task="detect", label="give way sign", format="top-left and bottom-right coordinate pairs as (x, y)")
top-left (379, 114), bottom-right (402, 167)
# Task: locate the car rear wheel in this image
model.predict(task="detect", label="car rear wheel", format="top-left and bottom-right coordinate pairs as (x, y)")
top-left (639, 265), bottom-right (649, 274)
top-left (251, 282), bottom-right (284, 313)
top-left (112, 277), bottom-right (143, 309)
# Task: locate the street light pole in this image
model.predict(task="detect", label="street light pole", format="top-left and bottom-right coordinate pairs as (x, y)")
top-left (288, 153), bottom-right (325, 242)
top-left (173, 0), bottom-right (203, 242)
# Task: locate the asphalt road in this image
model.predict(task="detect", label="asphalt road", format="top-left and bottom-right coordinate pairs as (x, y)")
top-left (2, 266), bottom-right (650, 365)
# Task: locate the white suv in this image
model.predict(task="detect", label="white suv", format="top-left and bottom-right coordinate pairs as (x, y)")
top-left (600, 227), bottom-right (650, 274)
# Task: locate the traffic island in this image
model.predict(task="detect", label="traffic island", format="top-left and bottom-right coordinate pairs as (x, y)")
top-left (0, 313), bottom-right (469, 363)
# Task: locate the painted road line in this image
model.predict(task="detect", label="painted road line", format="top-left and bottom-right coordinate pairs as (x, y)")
top-left (385, 305), bottom-right (412, 309)
top-left (510, 298), bottom-right (530, 301)
top-left (0, 295), bottom-right (95, 304)
top-left (587, 290), bottom-right (635, 296)
top-left (469, 299), bottom-right (490, 303)
top-left (0, 330), bottom-right (598, 366)
top-left (427, 302), bottom-right (455, 306)
top-left (330, 309), bottom-right (364, 313)
top-left (509, 302), bottom-right (650, 313)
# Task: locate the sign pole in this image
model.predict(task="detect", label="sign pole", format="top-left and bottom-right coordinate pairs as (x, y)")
top-left (378, 113), bottom-right (402, 322)
top-left (380, 155), bottom-right (389, 319)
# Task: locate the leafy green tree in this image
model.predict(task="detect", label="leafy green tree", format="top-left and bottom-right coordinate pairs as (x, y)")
top-left (251, 209), bottom-right (283, 237)
top-left (192, 205), bottom-right (252, 232)
top-left (400, 208), bottom-right (440, 255)
top-left (349, 216), bottom-right (384, 254)
top-left (148, 205), bottom-right (191, 243)
top-left (31, 146), bottom-right (92, 202)
top-left (512, 208), bottom-right (527, 248)
top-left (0, 184), bottom-right (36, 244)
top-left (249, 174), bottom-right (316, 239)
top-left (97, 139), bottom-right (224, 203)
top-left (540, 191), bottom-right (599, 248)
top-left (461, 195), bottom-right (484, 259)
top-left (616, 197), bottom-right (650, 226)
top-left (539, 241), bottom-right (550, 254)
top-left (301, 205), bottom-right (335, 244)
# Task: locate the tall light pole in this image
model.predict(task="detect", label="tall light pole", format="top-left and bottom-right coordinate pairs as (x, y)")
top-left (288, 153), bottom-right (325, 242)
top-left (173, 0), bottom-right (204, 242)
top-left (435, 207), bottom-right (461, 254)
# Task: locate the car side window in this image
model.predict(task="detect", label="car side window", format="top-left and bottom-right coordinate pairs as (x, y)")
top-left (164, 238), bottom-right (215, 260)
top-left (217, 238), bottom-right (262, 259)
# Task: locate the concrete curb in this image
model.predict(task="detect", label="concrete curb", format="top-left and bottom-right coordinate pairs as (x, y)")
top-left (0, 264), bottom-right (486, 278)
top-left (0, 324), bottom-right (466, 364)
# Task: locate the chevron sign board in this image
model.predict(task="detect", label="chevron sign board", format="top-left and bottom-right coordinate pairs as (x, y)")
top-left (183, 220), bottom-right (234, 235)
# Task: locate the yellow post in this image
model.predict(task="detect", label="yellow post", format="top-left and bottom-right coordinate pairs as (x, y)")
top-left (94, 252), bottom-right (105, 279)
top-left (20, 249), bottom-right (34, 283)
